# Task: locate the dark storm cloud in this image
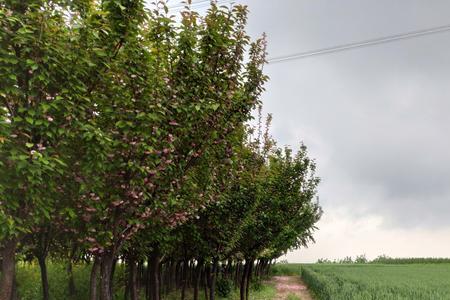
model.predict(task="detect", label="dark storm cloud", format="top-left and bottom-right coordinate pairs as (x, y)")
top-left (240, 0), bottom-right (450, 228)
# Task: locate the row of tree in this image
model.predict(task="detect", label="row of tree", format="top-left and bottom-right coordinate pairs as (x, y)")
top-left (317, 255), bottom-right (450, 264)
top-left (0, 1), bottom-right (322, 300)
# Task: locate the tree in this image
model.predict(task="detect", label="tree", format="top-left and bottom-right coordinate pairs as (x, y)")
top-left (0, 1), bottom-right (91, 297)
top-left (234, 145), bottom-right (321, 300)
top-left (168, 115), bottom-right (322, 300)
top-left (48, 1), bottom-right (265, 299)
top-left (1, 2), bottom-right (323, 300)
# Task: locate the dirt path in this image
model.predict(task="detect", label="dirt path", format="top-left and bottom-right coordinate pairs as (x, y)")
top-left (270, 276), bottom-right (314, 300)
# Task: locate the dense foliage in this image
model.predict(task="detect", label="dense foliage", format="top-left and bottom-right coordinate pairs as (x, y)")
top-left (0, 1), bottom-right (321, 300)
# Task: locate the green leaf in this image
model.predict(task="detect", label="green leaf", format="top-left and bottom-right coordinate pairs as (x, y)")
top-left (115, 120), bottom-right (127, 128)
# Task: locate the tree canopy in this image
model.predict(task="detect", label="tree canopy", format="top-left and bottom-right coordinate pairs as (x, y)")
top-left (0, 1), bottom-right (321, 300)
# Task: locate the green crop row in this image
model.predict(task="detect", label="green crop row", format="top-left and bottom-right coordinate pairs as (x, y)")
top-left (371, 256), bottom-right (450, 264)
top-left (300, 264), bottom-right (450, 300)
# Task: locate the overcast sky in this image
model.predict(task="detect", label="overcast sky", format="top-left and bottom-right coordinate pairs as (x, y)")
top-left (170, 0), bottom-right (450, 262)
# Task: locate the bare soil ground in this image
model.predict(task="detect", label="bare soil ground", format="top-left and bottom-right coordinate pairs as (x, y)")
top-left (270, 276), bottom-right (314, 300)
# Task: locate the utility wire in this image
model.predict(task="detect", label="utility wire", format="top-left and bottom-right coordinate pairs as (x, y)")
top-left (169, 0), bottom-right (209, 10)
top-left (268, 24), bottom-right (450, 64)
top-left (169, 0), bottom-right (231, 11)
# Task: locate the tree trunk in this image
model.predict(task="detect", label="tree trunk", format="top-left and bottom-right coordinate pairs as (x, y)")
top-left (37, 254), bottom-right (50, 300)
top-left (99, 253), bottom-right (115, 300)
top-left (158, 258), bottom-right (163, 299)
top-left (234, 261), bottom-right (241, 288)
top-left (110, 258), bottom-right (117, 297)
top-left (266, 260), bottom-right (273, 276)
top-left (225, 259), bottom-right (232, 279)
top-left (0, 238), bottom-right (17, 300)
top-left (90, 257), bottom-right (101, 300)
top-left (138, 261), bottom-right (144, 295)
top-left (11, 274), bottom-right (18, 300)
top-left (158, 262), bottom-right (164, 298)
top-left (209, 259), bottom-right (218, 300)
top-left (67, 260), bottom-right (77, 298)
top-left (245, 260), bottom-right (253, 300)
top-left (145, 260), bottom-right (151, 300)
top-left (193, 259), bottom-right (203, 300)
top-left (203, 266), bottom-right (209, 300)
top-left (175, 261), bottom-right (181, 289)
top-left (171, 261), bottom-right (177, 292)
top-left (258, 259), bottom-right (264, 277)
top-left (148, 249), bottom-right (161, 300)
top-left (129, 258), bottom-right (138, 300)
top-left (188, 260), bottom-right (194, 288)
top-left (263, 259), bottom-right (269, 276)
top-left (181, 258), bottom-right (188, 300)
top-left (239, 261), bottom-right (249, 300)
top-left (124, 260), bottom-right (130, 300)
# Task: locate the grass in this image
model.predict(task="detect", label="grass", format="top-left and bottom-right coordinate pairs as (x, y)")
top-left (12, 262), bottom-right (277, 300)
top-left (286, 293), bottom-right (301, 300)
top-left (280, 263), bottom-right (450, 300)
top-left (16, 262), bottom-right (91, 300)
top-left (212, 283), bottom-right (277, 300)
top-left (14, 262), bottom-right (127, 300)
top-left (270, 263), bottom-right (302, 276)
top-left (231, 284), bottom-right (277, 300)
top-left (22, 261), bottom-right (450, 299)
top-left (164, 283), bottom-right (277, 300)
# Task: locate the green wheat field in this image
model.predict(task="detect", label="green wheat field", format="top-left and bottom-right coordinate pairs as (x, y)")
top-left (274, 263), bottom-right (450, 300)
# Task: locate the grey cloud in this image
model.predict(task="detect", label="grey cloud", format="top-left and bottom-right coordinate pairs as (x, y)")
top-left (240, 0), bottom-right (450, 228)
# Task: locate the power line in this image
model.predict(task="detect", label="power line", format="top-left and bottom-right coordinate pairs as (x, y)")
top-left (169, 0), bottom-right (209, 10)
top-left (268, 24), bottom-right (450, 64)
top-left (169, 0), bottom-right (231, 11)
